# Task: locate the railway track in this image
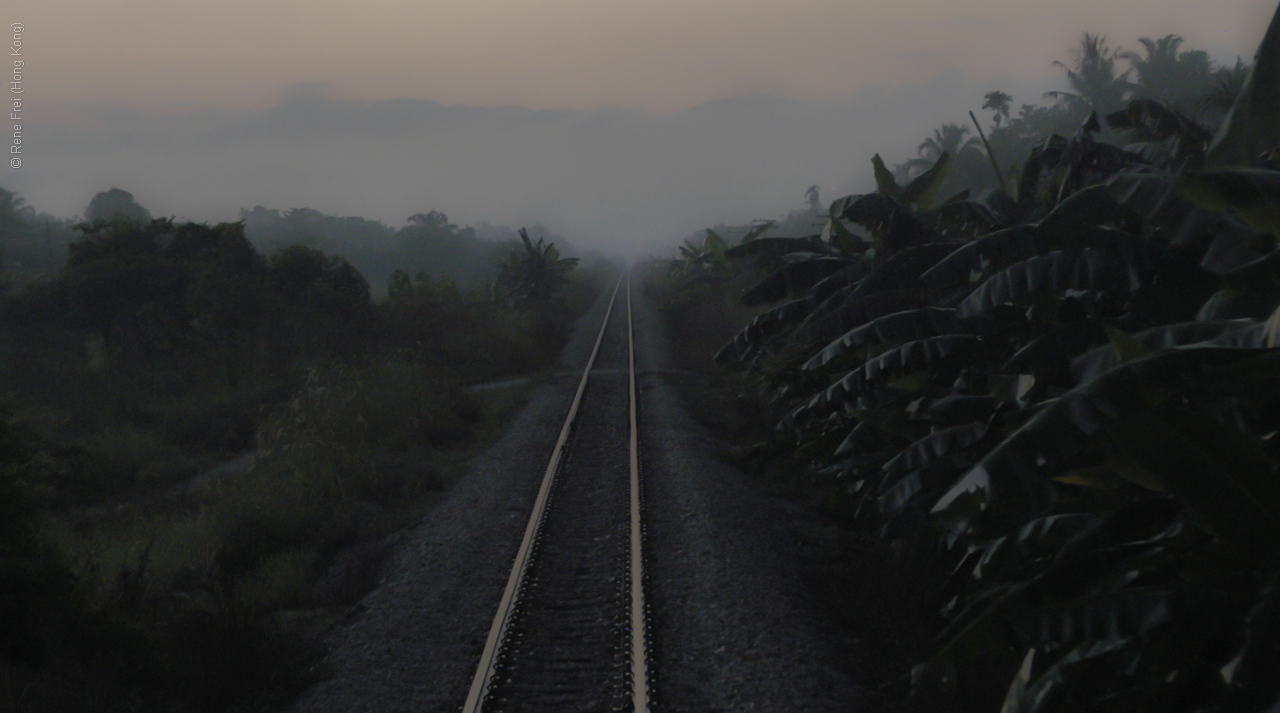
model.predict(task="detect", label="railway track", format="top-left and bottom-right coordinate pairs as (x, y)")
top-left (462, 273), bottom-right (651, 713)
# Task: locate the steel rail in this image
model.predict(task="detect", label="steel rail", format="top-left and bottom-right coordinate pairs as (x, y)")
top-left (627, 271), bottom-right (651, 713)
top-left (461, 273), bottom-right (635, 713)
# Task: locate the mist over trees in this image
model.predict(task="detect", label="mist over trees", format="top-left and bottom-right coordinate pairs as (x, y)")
top-left (665, 30), bottom-right (1256, 258)
top-left (858, 31), bottom-right (1257, 216)
top-left (235, 205), bottom-right (575, 292)
top-left (84, 188), bottom-right (152, 223)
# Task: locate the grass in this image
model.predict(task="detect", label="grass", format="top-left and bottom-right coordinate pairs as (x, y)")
top-left (639, 266), bottom-right (777, 447)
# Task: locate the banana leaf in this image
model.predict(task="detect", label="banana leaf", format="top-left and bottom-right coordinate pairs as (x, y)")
top-left (791, 288), bottom-right (934, 346)
top-left (820, 216), bottom-right (872, 255)
top-left (999, 639), bottom-right (1131, 713)
top-left (1198, 218), bottom-right (1277, 275)
top-left (878, 472), bottom-right (924, 515)
top-left (1103, 167), bottom-right (1266, 274)
top-left (834, 192), bottom-right (902, 231)
top-left (1070, 320), bottom-right (1259, 384)
top-left (714, 298), bottom-right (811, 365)
top-left (900, 152), bottom-right (953, 210)
top-left (853, 242), bottom-right (961, 298)
top-left (920, 502), bottom-right (1200, 704)
top-left (739, 221), bottom-right (776, 243)
top-left (1179, 168), bottom-right (1280, 235)
top-left (1105, 170), bottom-right (1208, 249)
top-left (1196, 244), bottom-right (1280, 320)
top-left (1122, 141), bottom-right (1176, 168)
top-left (921, 226), bottom-right (1046, 289)
top-left (1110, 406), bottom-right (1280, 564)
top-left (1009, 586), bottom-right (1178, 650)
top-left (803, 307), bottom-right (962, 371)
top-left (740, 257), bottom-right (854, 306)
top-left (883, 422), bottom-right (989, 474)
top-left (1205, 0), bottom-right (1280, 167)
top-left (1036, 185), bottom-right (1139, 242)
top-left (927, 394), bottom-right (998, 426)
top-left (1106, 99), bottom-right (1214, 167)
top-left (931, 348), bottom-right (1280, 562)
top-left (806, 261), bottom-right (874, 305)
top-left (723, 236), bottom-right (828, 259)
top-left (883, 204), bottom-right (931, 254)
top-left (846, 408), bottom-right (931, 444)
top-left (955, 247), bottom-right (1139, 319)
top-left (935, 199), bottom-right (1002, 235)
top-left (1002, 320), bottom-right (1109, 379)
top-left (1218, 577), bottom-right (1280, 709)
top-left (704, 228), bottom-right (728, 260)
top-left (801, 335), bottom-right (981, 415)
top-left (872, 153), bottom-right (901, 198)
top-left (1017, 134), bottom-right (1072, 207)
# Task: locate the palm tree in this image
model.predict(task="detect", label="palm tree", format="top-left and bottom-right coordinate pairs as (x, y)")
top-left (897, 124), bottom-right (980, 184)
top-left (1045, 33), bottom-right (1132, 114)
top-left (904, 124), bottom-right (978, 176)
top-left (0, 187), bottom-right (24, 286)
top-left (1201, 58), bottom-right (1251, 116)
top-left (982, 91), bottom-right (1013, 127)
top-left (1120, 34), bottom-right (1214, 110)
top-left (0, 186), bottom-right (25, 227)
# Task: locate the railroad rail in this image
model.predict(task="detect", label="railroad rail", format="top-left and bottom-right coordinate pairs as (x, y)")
top-left (462, 273), bottom-right (651, 713)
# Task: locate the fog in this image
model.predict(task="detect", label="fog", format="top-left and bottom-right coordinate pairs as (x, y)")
top-left (8, 72), bottom-right (1072, 257)
top-left (3, 0), bottom-right (1267, 258)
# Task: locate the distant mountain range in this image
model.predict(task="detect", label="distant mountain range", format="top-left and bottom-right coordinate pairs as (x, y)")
top-left (8, 71), bottom-right (1053, 254)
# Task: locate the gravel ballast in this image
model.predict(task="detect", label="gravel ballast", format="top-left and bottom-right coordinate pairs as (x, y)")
top-left (291, 279), bottom-right (873, 712)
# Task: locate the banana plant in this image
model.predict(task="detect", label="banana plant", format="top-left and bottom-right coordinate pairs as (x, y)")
top-left (495, 228), bottom-right (578, 306)
top-left (706, 6), bottom-right (1280, 707)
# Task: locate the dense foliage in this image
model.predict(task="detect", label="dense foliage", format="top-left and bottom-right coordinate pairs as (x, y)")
top-left (678, 10), bottom-right (1280, 711)
top-left (238, 205), bottom-right (575, 293)
top-left (495, 228), bottom-right (580, 307)
top-left (894, 31), bottom-right (1257, 206)
top-left (0, 212), bottom-right (598, 711)
top-left (0, 186), bottom-right (80, 283)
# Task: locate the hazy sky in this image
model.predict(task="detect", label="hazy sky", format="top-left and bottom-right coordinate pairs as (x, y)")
top-left (4, 0), bottom-right (1276, 254)
top-left (17, 0), bottom-right (1270, 115)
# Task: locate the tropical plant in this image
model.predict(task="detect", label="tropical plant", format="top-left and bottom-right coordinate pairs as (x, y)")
top-left (1205, 9), bottom-right (1280, 169)
top-left (703, 5), bottom-right (1280, 709)
top-left (669, 223), bottom-right (776, 280)
top-left (1120, 34), bottom-right (1215, 112)
top-left (495, 228), bottom-right (578, 306)
top-left (983, 91), bottom-right (1013, 128)
top-left (1202, 58), bottom-right (1252, 116)
top-left (1045, 33), bottom-right (1133, 115)
top-left (904, 124), bottom-right (980, 178)
top-left (1105, 99), bottom-right (1214, 170)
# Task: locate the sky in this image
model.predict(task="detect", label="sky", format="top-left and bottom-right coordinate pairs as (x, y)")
top-left (4, 0), bottom-right (1276, 254)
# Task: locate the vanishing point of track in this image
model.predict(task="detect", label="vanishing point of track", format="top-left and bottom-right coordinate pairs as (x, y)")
top-left (462, 273), bottom-right (651, 713)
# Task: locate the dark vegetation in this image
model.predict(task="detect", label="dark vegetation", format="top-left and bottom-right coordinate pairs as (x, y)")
top-left (0, 189), bottom-right (597, 710)
top-left (238, 205), bottom-right (576, 295)
top-left (650, 11), bottom-right (1280, 712)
